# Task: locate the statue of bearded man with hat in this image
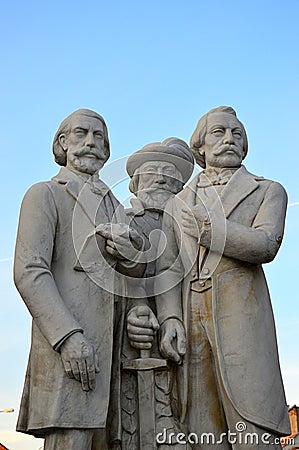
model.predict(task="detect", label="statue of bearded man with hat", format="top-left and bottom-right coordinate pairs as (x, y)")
top-left (108, 138), bottom-right (194, 449)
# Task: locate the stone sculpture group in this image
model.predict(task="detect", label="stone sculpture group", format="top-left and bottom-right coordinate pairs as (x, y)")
top-left (14, 107), bottom-right (291, 449)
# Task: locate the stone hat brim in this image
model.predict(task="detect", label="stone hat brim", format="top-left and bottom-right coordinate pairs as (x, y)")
top-left (126, 143), bottom-right (194, 183)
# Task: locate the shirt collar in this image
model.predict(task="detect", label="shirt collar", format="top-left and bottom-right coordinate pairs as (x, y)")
top-left (197, 167), bottom-right (239, 187)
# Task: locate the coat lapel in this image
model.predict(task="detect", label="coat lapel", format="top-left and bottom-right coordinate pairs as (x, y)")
top-left (53, 168), bottom-right (112, 273)
top-left (53, 167), bottom-right (109, 227)
top-left (177, 167), bottom-right (261, 280)
top-left (218, 165), bottom-right (260, 218)
top-left (193, 166), bottom-right (260, 219)
top-left (199, 166), bottom-right (261, 278)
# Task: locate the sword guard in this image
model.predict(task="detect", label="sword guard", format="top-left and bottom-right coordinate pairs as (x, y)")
top-left (123, 357), bottom-right (168, 371)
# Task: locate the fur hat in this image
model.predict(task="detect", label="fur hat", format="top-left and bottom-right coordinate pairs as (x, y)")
top-left (126, 137), bottom-right (194, 183)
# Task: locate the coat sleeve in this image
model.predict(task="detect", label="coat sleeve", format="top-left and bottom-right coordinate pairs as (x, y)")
top-left (14, 182), bottom-right (83, 348)
top-left (155, 201), bottom-right (184, 323)
top-left (200, 181), bottom-right (288, 264)
top-left (106, 192), bottom-right (146, 278)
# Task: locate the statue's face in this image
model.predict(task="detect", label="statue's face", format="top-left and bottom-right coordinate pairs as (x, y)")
top-left (201, 112), bottom-right (245, 169)
top-left (136, 160), bottom-right (182, 208)
top-left (59, 114), bottom-right (108, 175)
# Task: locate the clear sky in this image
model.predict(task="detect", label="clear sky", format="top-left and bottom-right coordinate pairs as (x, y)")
top-left (0, 1), bottom-right (298, 449)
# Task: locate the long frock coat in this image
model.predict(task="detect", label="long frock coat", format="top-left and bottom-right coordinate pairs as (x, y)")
top-left (14, 167), bottom-right (124, 437)
top-left (155, 165), bottom-right (291, 435)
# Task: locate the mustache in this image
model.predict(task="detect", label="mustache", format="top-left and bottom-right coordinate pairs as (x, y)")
top-left (73, 147), bottom-right (106, 160)
top-left (214, 145), bottom-right (241, 156)
top-left (144, 184), bottom-right (178, 194)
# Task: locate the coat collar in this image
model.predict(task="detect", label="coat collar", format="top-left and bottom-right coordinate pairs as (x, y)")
top-left (52, 167), bottom-right (81, 199)
top-left (52, 167), bottom-right (111, 227)
top-left (177, 165), bottom-right (261, 219)
top-left (52, 166), bottom-right (94, 184)
top-left (52, 167), bottom-right (110, 202)
top-left (218, 165), bottom-right (261, 218)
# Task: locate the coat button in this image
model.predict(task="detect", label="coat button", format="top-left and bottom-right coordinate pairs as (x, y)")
top-left (276, 235), bottom-right (282, 243)
top-left (202, 268), bottom-right (210, 275)
top-left (200, 281), bottom-right (205, 287)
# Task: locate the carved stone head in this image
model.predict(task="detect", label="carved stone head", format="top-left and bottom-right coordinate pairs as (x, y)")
top-left (127, 138), bottom-right (194, 208)
top-left (190, 106), bottom-right (248, 169)
top-left (52, 109), bottom-right (110, 175)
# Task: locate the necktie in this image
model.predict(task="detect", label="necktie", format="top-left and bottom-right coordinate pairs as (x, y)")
top-left (197, 168), bottom-right (236, 188)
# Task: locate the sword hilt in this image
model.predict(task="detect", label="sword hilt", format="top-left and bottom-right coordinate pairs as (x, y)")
top-left (139, 314), bottom-right (151, 359)
top-left (123, 312), bottom-right (168, 371)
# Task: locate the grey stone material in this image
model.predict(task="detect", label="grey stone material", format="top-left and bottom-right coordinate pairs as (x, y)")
top-left (14, 109), bottom-right (141, 449)
top-left (14, 106), bottom-right (291, 450)
top-left (155, 106), bottom-right (291, 448)
top-left (109, 138), bottom-right (194, 449)
top-left (126, 139), bottom-right (194, 184)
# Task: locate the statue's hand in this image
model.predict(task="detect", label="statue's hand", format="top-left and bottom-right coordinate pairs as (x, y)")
top-left (60, 332), bottom-right (100, 391)
top-left (96, 223), bottom-right (144, 261)
top-left (127, 305), bottom-right (159, 350)
top-left (159, 318), bottom-right (186, 364)
top-left (181, 205), bottom-right (210, 239)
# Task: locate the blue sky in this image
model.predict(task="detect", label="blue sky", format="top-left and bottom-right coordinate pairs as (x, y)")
top-left (0, 1), bottom-right (298, 448)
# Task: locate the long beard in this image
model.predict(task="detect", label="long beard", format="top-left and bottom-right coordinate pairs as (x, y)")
top-left (137, 189), bottom-right (174, 209)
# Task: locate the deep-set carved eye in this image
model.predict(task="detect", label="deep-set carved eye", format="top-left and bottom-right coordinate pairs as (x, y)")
top-left (74, 129), bottom-right (86, 137)
top-left (211, 128), bottom-right (224, 135)
top-left (232, 130), bottom-right (242, 138)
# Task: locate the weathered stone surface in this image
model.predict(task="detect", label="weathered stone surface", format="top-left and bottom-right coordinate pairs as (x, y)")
top-left (14, 109), bottom-right (140, 450)
top-left (155, 106), bottom-right (291, 449)
top-left (110, 138), bottom-right (194, 450)
top-left (15, 107), bottom-right (290, 450)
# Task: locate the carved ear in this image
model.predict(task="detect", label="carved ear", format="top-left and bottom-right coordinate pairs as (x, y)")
top-left (58, 134), bottom-right (68, 152)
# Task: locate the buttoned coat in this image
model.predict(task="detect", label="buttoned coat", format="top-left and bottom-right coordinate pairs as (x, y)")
top-left (156, 165), bottom-right (290, 435)
top-left (14, 167), bottom-right (124, 437)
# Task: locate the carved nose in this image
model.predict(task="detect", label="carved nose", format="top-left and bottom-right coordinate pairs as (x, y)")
top-left (156, 173), bottom-right (166, 184)
top-left (223, 129), bottom-right (234, 144)
top-left (85, 132), bottom-right (95, 147)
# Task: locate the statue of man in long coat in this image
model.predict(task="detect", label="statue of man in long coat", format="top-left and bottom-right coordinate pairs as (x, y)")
top-left (14, 109), bottom-right (141, 450)
top-left (155, 106), bottom-right (291, 449)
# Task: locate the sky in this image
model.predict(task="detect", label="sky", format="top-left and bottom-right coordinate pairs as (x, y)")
top-left (0, 0), bottom-right (298, 449)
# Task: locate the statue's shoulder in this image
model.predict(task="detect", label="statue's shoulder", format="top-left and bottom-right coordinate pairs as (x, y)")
top-left (20, 180), bottom-right (59, 219)
top-left (242, 166), bottom-right (287, 195)
top-left (23, 179), bottom-right (54, 199)
top-left (23, 168), bottom-right (74, 206)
